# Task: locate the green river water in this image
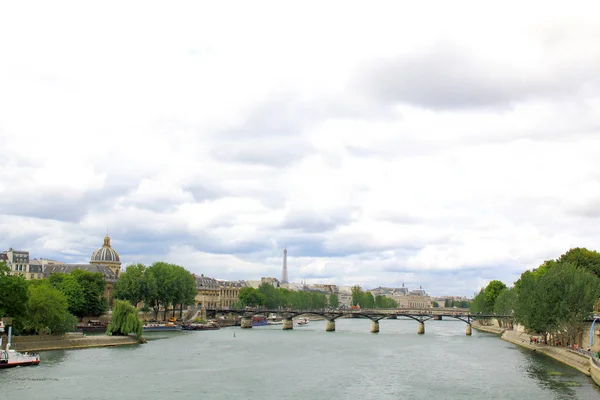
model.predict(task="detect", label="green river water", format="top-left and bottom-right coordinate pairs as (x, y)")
top-left (1, 319), bottom-right (599, 399)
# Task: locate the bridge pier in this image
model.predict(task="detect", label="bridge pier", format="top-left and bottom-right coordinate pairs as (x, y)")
top-left (241, 317), bottom-right (253, 329)
top-left (466, 324), bottom-right (472, 336)
top-left (282, 318), bottom-right (293, 330)
top-left (417, 322), bottom-right (425, 335)
top-left (325, 319), bottom-right (335, 332)
top-left (370, 321), bottom-right (379, 333)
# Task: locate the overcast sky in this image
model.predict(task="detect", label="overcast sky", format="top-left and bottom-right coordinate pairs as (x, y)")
top-left (1, 2), bottom-right (599, 296)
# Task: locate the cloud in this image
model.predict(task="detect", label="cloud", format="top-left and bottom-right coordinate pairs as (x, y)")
top-left (1, 2), bottom-right (600, 297)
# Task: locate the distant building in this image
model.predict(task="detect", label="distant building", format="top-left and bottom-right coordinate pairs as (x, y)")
top-left (43, 235), bottom-right (122, 300)
top-left (2, 248), bottom-right (31, 279)
top-left (193, 274), bottom-right (248, 309)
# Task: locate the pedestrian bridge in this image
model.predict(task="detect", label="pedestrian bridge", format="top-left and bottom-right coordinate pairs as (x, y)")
top-left (205, 307), bottom-right (511, 335)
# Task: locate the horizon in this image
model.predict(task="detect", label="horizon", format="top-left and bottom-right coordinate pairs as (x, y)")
top-left (2, 3), bottom-right (599, 298)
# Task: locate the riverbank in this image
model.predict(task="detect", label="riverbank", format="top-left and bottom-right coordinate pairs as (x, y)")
top-left (501, 329), bottom-right (591, 377)
top-left (472, 323), bottom-right (505, 335)
top-left (1, 333), bottom-right (139, 352)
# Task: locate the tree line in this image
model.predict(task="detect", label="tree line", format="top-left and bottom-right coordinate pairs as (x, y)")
top-left (113, 262), bottom-right (196, 320)
top-left (471, 247), bottom-right (600, 345)
top-left (0, 262), bottom-right (107, 335)
top-left (237, 284), bottom-right (335, 309)
top-left (351, 285), bottom-right (399, 308)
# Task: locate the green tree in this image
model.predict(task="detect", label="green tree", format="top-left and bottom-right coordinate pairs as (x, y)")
top-left (470, 289), bottom-right (485, 314)
top-left (146, 262), bottom-right (177, 320)
top-left (351, 285), bottom-right (364, 307)
top-left (558, 248), bottom-right (600, 278)
top-left (0, 262), bottom-right (29, 331)
top-left (258, 283), bottom-right (281, 309)
top-left (50, 270), bottom-right (108, 318)
top-left (113, 263), bottom-right (150, 306)
top-left (238, 287), bottom-right (267, 307)
top-left (483, 280), bottom-right (507, 313)
top-left (432, 301), bottom-right (439, 308)
top-left (329, 293), bottom-right (339, 308)
top-left (23, 282), bottom-right (76, 335)
top-left (538, 262), bottom-right (600, 344)
top-left (106, 299), bottom-right (143, 340)
top-left (171, 266), bottom-right (197, 317)
top-left (493, 287), bottom-right (517, 316)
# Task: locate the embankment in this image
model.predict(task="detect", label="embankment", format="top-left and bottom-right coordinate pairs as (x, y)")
top-left (472, 323), bottom-right (505, 335)
top-left (501, 329), bottom-right (591, 377)
top-left (1, 333), bottom-right (139, 352)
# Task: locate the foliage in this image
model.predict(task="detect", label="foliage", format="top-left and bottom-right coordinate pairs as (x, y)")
top-left (470, 289), bottom-right (485, 314)
top-left (23, 282), bottom-right (77, 335)
top-left (106, 300), bottom-right (143, 340)
top-left (329, 293), bottom-right (339, 308)
top-left (113, 263), bottom-right (151, 306)
top-left (0, 262), bottom-right (29, 330)
top-left (493, 287), bottom-right (517, 316)
top-left (49, 269), bottom-right (108, 318)
top-left (484, 280), bottom-right (507, 313)
top-left (238, 287), bottom-right (267, 307)
top-left (375, 295), bottom-right (398, 308)
top-left (557, 248), bottom-right (600, 279)
top-left (258, 283), bottom-right (281, 308)
top-left (351, 285), bottom-right (363, 306)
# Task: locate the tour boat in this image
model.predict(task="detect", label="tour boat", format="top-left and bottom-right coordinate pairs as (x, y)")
top-left (252, 315), bottom-right (268, 326)
top-left (142, 322), bottom-right (182, 332)
top-left (296, 317), bottom-right (309, 326)
top-left (0, 327), bottom-right (40, 368)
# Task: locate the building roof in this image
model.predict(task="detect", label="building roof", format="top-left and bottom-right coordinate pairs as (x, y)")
top-left (91, 235), bottom-right (120, 264)
top-left (44, 263), bottom-right (119, 283)
top-left (194, 274), bottom-right (219, 290)
top-left (28, 264), bottom-right (43, 273)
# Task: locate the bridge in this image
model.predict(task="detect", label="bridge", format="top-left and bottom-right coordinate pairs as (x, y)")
top-left (205, 308), bottom-right (511, 335)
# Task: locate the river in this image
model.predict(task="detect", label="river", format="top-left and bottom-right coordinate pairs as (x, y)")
top-left (1, 319), bottom-right (599, 399)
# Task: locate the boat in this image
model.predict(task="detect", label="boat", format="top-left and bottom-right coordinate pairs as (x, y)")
top-left (296, 317), bottom-right (309, 326)
top-left (267, 313), bottom-right (283, 325)
top-left (76, 320), bottom-right (108, 333)
top-left (0, 327), bottom-right (40, 368)
top-left (252, 315), bottom-right (268, 327)
top-left (142, 322), bottom-right (182, 332)
top-left (181, 321), bottom-right (220, 331)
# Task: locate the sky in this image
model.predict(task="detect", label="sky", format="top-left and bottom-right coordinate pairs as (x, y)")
top-left (1, 2), bottom-right (600, 297)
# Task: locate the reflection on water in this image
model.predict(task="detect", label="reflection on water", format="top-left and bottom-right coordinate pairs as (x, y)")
top-left (1, 320), bottom-right (599, 400)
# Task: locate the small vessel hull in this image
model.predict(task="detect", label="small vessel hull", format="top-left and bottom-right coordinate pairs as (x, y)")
top-left (0, 360), bottom-right (40, 368)
top-left (142, 325), bottom-right (182, 332)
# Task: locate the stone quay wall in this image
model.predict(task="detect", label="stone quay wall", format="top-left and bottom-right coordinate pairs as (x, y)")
top-left (1, 332), bottom-right (139, 352)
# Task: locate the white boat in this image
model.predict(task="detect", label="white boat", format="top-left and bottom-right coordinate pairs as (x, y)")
top-left (296, 317), bottom-right (309, 326)
top-left (0, 327), bottom-right (40, 368)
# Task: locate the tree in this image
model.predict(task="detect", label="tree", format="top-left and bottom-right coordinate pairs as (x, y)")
top-left (49, 270), bottom-right (108, 318)
top-left (351, 285), bottom-right (364, 307)
top-left (329, 293), bottom-right (339, 308)
top-left (146, 262), bottom-right (177, 320)
top-left (0, 262), bottom-right (29, 331)
top-left (470, 289), bottom-right (485, 314)
top-left (558, 248), bottom-right (600, 278)
top-left (106, 300), bottom-right (143, 340)
top-left (238, 287), bottom-right (266, 307)
top-left (171, 266), bottom-right (197, 317)
top-left (493, 287), bottom-right (517, 316)
top-left (539, 262), bottom-right (600, 344)
top-left (113, 263), bottom-right (150, 306)
top-left (258, 283), bottom-right (281, 309)
top-left (432, 301), bottom-right (439, 308)
top-left (23, 282), bottom-right (76, 335)
top-left (483, 280), bottom-right (507, 313)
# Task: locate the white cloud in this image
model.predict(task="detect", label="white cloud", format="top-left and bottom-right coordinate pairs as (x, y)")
top-left (1, 1), bottom-right (600, 296)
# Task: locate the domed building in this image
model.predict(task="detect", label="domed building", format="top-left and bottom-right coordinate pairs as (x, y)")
top-left (90, 234), bottom-right (121, 277)
top-left (44, 234), bottom-right (122, 302)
